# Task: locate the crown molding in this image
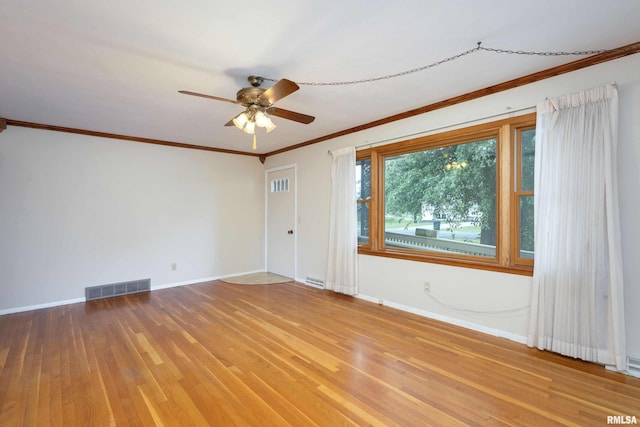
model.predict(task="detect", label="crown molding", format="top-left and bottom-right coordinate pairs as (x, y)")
top-left (3, 119), bottom-right (262, 159)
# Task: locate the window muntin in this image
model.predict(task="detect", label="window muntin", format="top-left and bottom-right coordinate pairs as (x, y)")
top-left (383, 138), bottom-right (497, 258)
top-left (357, 114), bottom-right (536, 275)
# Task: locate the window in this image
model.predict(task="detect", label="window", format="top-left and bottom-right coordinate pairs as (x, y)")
top-left (357, 114), bottom-right (535, 275)
top-left (384, 136), bottom-right (497, 257)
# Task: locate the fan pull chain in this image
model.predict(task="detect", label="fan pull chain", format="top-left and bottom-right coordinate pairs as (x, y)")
top-left (253, 134), bottom-right (257, 150)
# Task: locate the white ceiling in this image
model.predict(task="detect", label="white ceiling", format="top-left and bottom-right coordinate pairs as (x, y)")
top-left (2, 1), bottom-right (639, 155)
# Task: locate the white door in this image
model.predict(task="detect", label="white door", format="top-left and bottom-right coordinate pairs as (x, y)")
top-left (266, 166), bottom-right (295, 278)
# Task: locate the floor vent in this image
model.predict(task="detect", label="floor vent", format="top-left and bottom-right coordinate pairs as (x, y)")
top-left (305, 277), bottom-right (325, 288)
top-left (628, 355), bottom-right (640, 378)
top-left (86, 278), bottom-right (151, 301)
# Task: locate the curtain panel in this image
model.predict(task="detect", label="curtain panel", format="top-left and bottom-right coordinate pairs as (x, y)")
top-left (528, 84), bottom-right (626, 370)
top-left (325, 146), bottom-right (358, 295)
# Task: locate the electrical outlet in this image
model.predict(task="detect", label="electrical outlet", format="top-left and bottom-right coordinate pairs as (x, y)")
top-left (171, 263), bottom-right (177, 271)
top-left (424, 282), bottom-right (431, 293)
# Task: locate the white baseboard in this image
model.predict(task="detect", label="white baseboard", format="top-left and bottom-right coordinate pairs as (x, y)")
top-left (0, 270), bottom-right (266, 316)
top-left (0, 297), bottom-right (86, 316)
top-left (151, 269), bottom-right (265, 291)
top-left (356, 293), bottom-right (527, 345)
top-left (359, 295), bottom-right (640, 379)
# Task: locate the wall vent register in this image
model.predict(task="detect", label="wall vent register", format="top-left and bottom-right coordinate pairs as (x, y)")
top-left (86, 278), bottom-right (151, 301)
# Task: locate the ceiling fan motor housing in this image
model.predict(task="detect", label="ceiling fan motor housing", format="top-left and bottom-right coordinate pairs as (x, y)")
top-left (236, 87), bottom-right (269, 107)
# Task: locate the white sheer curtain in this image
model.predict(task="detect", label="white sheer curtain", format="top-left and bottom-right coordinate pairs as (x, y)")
top-left (528, 84), bottom-right (627, 370)
top-left (325, 146), bottom-right (358, 295)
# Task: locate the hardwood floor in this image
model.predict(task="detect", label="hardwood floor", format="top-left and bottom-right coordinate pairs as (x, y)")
top-left (1, 281), bottom-right (639, 426)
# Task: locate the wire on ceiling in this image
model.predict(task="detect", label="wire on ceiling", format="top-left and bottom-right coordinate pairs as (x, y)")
top-left (263, 42), bottom-right (637, 86)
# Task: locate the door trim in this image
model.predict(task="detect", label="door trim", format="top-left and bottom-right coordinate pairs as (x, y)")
top-left (264, 164), bottom-right (297, 279)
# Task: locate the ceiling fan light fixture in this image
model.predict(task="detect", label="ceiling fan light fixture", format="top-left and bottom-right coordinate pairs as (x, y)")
top-left (264, 118), bottom-right (276, 133)
top-left (232, 112), bottom-right (248, 129)
top-left (254, 110), bottom-right (268, 127)
top-left (243, 120), bottom-right (255, 134)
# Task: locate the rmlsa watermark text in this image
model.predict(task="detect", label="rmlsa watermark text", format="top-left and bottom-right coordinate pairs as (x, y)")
top-left (607, 415), bottom-right (638, 425)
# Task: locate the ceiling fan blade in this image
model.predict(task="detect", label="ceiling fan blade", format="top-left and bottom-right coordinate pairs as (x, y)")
top-left (260, 79), bottom-right (299, 105)
top-left (178, 90), bottom-right (238, 104)
top-left (267, 107), bottom-right (315, 124)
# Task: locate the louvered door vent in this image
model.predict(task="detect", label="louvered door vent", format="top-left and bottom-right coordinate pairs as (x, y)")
top-left (86, 278), bottom-right (150, 301)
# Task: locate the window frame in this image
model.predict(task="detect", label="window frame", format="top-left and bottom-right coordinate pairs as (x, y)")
top-left (512, 125), bottom-right (536, 267)
top-left (356, 158), bottom-right (372, 248)
top-left (356, 113), bottom-right (536, 276)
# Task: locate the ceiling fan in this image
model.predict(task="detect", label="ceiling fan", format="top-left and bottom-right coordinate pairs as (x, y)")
top-left (179, 76), bottom-right (315, 150)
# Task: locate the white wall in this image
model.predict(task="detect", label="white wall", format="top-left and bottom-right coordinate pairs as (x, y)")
top-left (265, 54), bottom-right (640, 356)
top-left (0, 128), bottom-right (265, 312)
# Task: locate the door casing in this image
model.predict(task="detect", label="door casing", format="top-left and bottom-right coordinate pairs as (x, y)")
top-left (265, 164), bottom-right (297, 279)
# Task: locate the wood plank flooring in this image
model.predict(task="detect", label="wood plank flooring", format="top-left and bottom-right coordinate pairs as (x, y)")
top-left (1, 281), bottom-right (639, 426)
